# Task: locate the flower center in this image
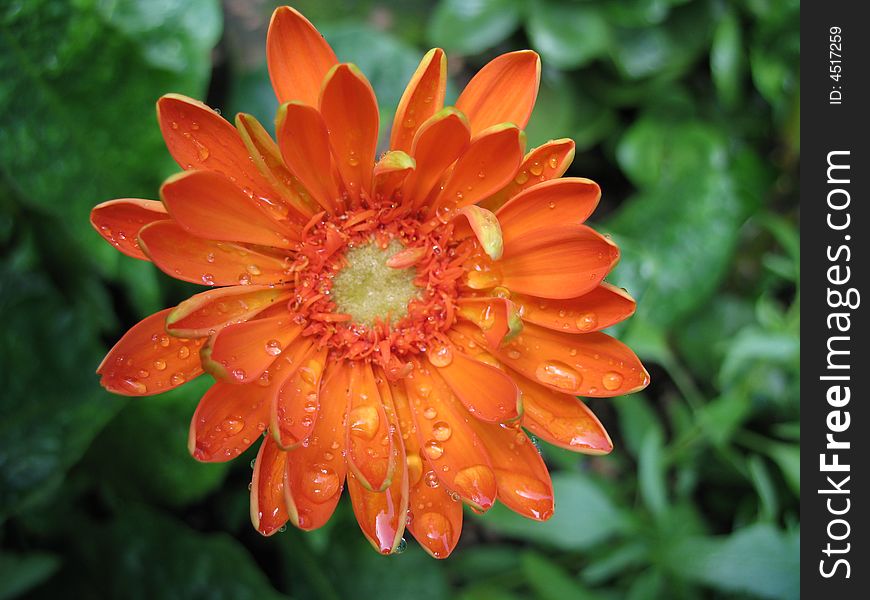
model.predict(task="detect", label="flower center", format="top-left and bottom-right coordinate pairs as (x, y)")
top-left (331, 240), bottom-right (421, 326)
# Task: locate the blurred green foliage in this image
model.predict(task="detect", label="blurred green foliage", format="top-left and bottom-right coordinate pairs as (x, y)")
top-left (1, 0), bottom-right (798, 598)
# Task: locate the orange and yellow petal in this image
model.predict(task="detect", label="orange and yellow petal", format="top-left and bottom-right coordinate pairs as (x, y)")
top-left (455, 50), bottom-right (541, 135)
top-left (207, 315), bottom-right (303, 383)
top-left (160, 170), bottom-right (297, 249)
top-left (156, 94), bottom-right (273, 200)
top-left (499, 225), bottom-right (619, 299)
top-left (511, 283), bottom-right (637, 334)
top-left (166, 286), bottom-right (292, 339)
top-left (97, 308), bottom-right (204, 396)
top-left (90, 199), bottom-right (168, 260)
top-left (283, 365), bottom-right (348, 530)
top-left (391, 48), bottom-right (447, 153)
top-left (188, 380), bottom-right (270, 462)
top-left (404, 108), bottom-right (470, 209)
top-left (267, 6), bottom-right (338, 106)
top-left (493, 321), bottom-right (649, 397)
top-left (515, 376), bottom-right (613, 454)
top-left (137, 221), bottom-right (290, 287)
top-left (496, 178), bottom-right (601, 239)
top-left (251, 435), bottom-right (290, 536)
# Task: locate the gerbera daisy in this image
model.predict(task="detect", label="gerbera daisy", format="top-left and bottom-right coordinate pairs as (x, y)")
top-left (91, 5), bottom-right (649, 558)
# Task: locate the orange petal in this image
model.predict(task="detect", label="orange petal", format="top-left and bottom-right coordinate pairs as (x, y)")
top-left (188, 381), bottom-right (270, 462)
top-left (271, 344), bottom-right (327, 449)
top-left (455, 51), bottom-right (541, 135)
top-left (346, 429), bottom-right (408, 554)
top-left (457, 296), bottom-right (522, 348)
top-left (480, 139), bottom-right (575, 212)
top-left (209, 313), bottom-right (302, 383)
top-left (500, 225), bottom-right (619, 299)
top-left (137, 221), bottom-right (290, 287)
top-left (453, 205), bottom-right (503, 260)
top-left (390, 48), bottom-right (447, 153)
top-left (345, 361), bottom-right (398, 492)
top-left (405, 362), bottom-right (497, 511)
top-left (90, 199), bottom-right (168, 260)
top-left (495, 178), bottom-right (601, 240)
top-left (373, 151), bottom-right (415, 203)
top-left (267, 6), bottom-right (338, 106)
top-left (426, 341), bottom-right (520, 423)
top-left (235, 112), bottom-right (319, 220)
top-left (319, 64), bottom-right (379, 201)
top-left (97, 308), bottom-right (204, 396)
top-left (207, 315), bottom-right (302, 383)
top-left (276, 102), bottom-right (340, 213)
top-left (512, 283), bottom-right (637, 334)
top-left (429, 124), bottom-right (525, 217)
top-left (515, 375), bottom-right (612, 454)
top-left (160, 170), bottom-right (297, 249)
top-left (468, 420), bottom-right (554, 520)
top-left (156, 94), bottom-right (273, 200)
top-left (166, 286), bottom-right (292, 338)
top-left (390, 378), bottom-right (463, 559)
top-left (250, 435), bottom-right (290, 536)
top-left (404, 108), bottom-right (470, 210)
top-left (493, 321), bottom-right (649, 397)
top-left (283, 364), bottom-right (349, 530)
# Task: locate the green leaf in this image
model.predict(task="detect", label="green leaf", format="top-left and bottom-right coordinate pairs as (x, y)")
top-left (527, 0), bottom-right (609, 69)
top-left (638, 428), bottom-right (668, 517)
top-left (521, 552), bottom-right (602, 600)
top-left (0, 552), bottom-right (61, 600)
top-left (479, 472), bottom-right (629, 550)
top-left (662, 524), bottom-right (800, 600)
top-left (52, 506), bottom-right (287, 599)
top-left (0, 258), bottom-right (122, 519)
top-left (85, 377), bottom-right (231, 507)
top-left (613, 394), bottom-right (663, 459)
top-left (427, 0), bottom-right (522, 55)
top-left (0, 0), bottom-right (221, 271)
top-left (710, 9), bottom-right (745, 109)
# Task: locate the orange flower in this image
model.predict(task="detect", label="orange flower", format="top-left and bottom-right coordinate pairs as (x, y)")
top-left (91, 6), bottom-right (648, 558)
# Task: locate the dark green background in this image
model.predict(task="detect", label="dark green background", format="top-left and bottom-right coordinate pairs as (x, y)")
top-left (0, 0), bottom-right (799, 598)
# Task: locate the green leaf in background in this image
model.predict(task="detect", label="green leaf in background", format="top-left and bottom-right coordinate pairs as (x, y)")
top-left (85, 376), bottom-right (231, 507)
top-left (662, 524), bottom-right (799, 600)
top-left (479, 472), bottom-right (628, 550)
top-left (638, 428), bottom-right (668, 518)
top-left (521, 552), bottom-right (601, 600)
top-left (427, 0), bottom-right (522, 55)
top-left (0, 552), bottom-right (61, 600)
top-left (710, 8), bottom-right (745, 109)
top-left (46, 506), bottom-right (288, 599)
top-left (0, 0), bottom-right (221, 271)
top-left (523, 71), bottom-right (576, 149)
top-left (527, 0), bottom-right (610, 69)
top-left (0, 257), bottom-right (121, 519)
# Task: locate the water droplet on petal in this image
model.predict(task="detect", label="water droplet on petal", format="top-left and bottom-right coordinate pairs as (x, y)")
top-left (232, 369), bottom-right (247, 381)
top-left (170, 372), bottom-right (185, 386)
top-left (177, 346), bottom-right (190, 359)
top-left (301, 464), bottom-right (340, 503)
top-left (349, 405), bottom-right (380, 440)
top-left (514, 170), bottom-right (529, 185)
top-left (429, 344), bottom-right (453, 367)
top-left (535, 361), bottom-right (581, 391)
top-left (423, 439), bottom-right (444, 460)
top-left (222, 417), bottom-right (244, 434)
top-left (529, 160), bottom-right (544, 176)
top-left (432, 421), bottom-right (452, 442)
top-left (422, 406), bottom-right (437, 420)
top-left (602, 371), bottom-right (624, 391)
top-left (424, 470), bottom-right (440, 488)
top-left (576, 313), bottom-right (598, 331)
top-left (265, 339), bottom-right (282, 356)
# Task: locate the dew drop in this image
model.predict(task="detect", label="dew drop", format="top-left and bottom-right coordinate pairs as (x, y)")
top-left (429, 344), bottom-right (453, 367)
top-left (121, 377), bottom-right (147, 394)
top-left (576, 313), bottom-right (598, 331)
top-left (507, 349), bottom-right (522, 360)
top-left (222, 417), bottom-right (244, 434)
top-left (264, 339), bottom-right (282, 356)
top-left (201, 273), bottom-right (215, 286)
top-left (432, 421), bottom-right (452, 442)
top-left (238, 273), bottom-right (252, 285)
top-left (529, 160), bottom-right (544, 176)
top-left (422, 406), bottom-right (437, 420)
top-left (177, 346), bottom-right (190, 359)
top-left (535, 360), bottom-right (581, 391)
top-left (246, 264), bottom-right (262, 276)
top-left (153, 359), bottom-right (167, 371)
top-left (424, 470), bottom-right (440, 488)
top-left (423, 439), bottom-right (444, 460)
top-left (348, 405), bottom-right (380, 440)
top-left (602, 371), bottom-right (624, 391)
top-left (514, 170), bottom-right (529, 185)
top-left (395, 538), bottom-right (408, 554)
top-left (548, 154), bottom-right (559, 169)
top-left (170, 372), bottom-right (185, 386)
top-left (302, 463), bottom-right (341, 503)
top-left (232, 369), bottom-right (247, 381)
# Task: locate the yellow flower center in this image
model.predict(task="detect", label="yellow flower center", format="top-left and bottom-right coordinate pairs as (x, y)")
top-left (331, 240), bottom-right (421, 326)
